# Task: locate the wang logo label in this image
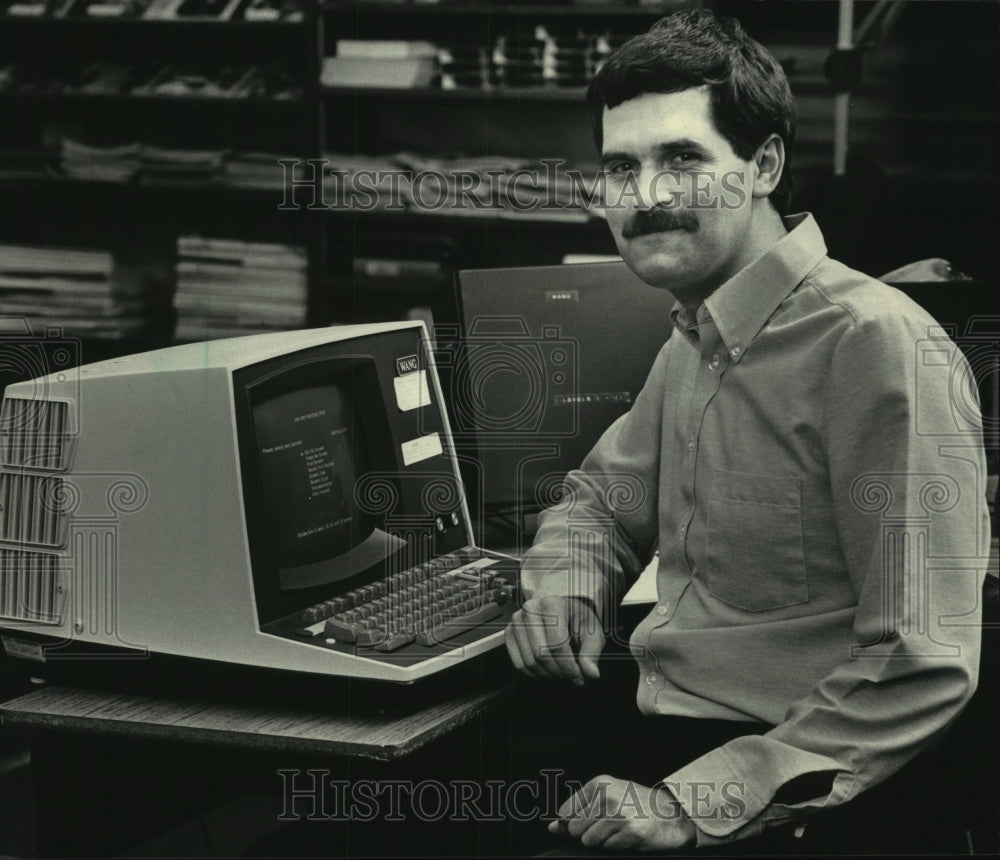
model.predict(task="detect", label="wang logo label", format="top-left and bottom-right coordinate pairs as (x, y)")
top-left (396, 355), bottom-right (419, 375)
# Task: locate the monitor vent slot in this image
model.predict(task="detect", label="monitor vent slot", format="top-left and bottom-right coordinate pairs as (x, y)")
top-left (0, 473), bottom-right (68, 548)
top-left (0, 398), bottom-right (71, 470)
top-left (0, 549), bottom-right (61, 625)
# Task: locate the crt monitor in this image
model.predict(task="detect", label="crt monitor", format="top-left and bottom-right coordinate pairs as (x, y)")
top-left (0, 321), bottom-right (519, 683)
top-left (446, 260), bottom-right (675, 518)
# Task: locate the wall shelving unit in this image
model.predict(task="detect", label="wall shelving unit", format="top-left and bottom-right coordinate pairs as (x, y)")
top-left (0, 0), bottom-right (996, 346)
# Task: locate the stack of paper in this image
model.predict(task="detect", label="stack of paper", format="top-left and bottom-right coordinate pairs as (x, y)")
top-left (59, 139), bottom-right (141, 182)
top-left (174, 236), bottom-right (308, 340)
top-left (0, 244), bottom-right (147, 339)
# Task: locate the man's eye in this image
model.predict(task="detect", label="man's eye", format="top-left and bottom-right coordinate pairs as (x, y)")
top-left (605, 161), bottom-right (637, 177)
top-left (671, 152), bottom-right (699, 166)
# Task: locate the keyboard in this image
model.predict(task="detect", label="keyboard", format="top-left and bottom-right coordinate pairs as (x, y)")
top-left (292, 548), bottom-right (516, 652)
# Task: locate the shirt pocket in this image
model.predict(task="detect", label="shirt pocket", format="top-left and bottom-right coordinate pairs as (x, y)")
top-left (704, 470), bottom-right (808, 612)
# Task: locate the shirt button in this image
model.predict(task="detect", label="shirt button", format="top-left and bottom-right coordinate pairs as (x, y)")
top-left (730, 346), bottom-right (741, 357)
top-left (646, 674), bottom-right (659, 685)
top-left (657, 603), bottom-right (670, 616)
top-left (708, 357), bottom-right (719, 370)
top-left (678, 526), bottom-right (686, 537)
top-left (686, 440), bottom-right (694, 451)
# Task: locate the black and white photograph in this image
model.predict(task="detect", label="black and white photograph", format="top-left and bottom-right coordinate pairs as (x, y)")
top-left (0, 0), bottom-right (997, 857)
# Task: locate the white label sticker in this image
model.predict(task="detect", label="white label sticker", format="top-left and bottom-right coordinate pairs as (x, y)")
top-left (1, 636), bottom-right (45, 663)
top-left (401, 433), bottom-right (443, 466)
top-left (393, 370), bottom-right (432, 412)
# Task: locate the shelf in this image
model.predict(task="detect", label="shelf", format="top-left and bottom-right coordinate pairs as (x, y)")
top-left (321, 2), bottom-right (689, 19)
top-left (321, 84), bottom-right (587, 101)
top-left (330, 85), bottom-right (1000, 120)
top-left (317, 206), bottom-right (602, 229)
top-left (3, 0), bottom-right (993, 333)
top-left (5, 93), bottom-right (304, 108)
top-left (326, 274), bottom-right (450, 293)
top-left (0, 173), bottom-right (606, 228)
top-left (0, 14), bottom-right (303, 27)
top-left (0, 171), bottom-right (300, 196)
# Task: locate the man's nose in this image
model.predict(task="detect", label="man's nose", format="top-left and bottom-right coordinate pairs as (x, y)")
top-left (642, 169), bottom-right (682, 209)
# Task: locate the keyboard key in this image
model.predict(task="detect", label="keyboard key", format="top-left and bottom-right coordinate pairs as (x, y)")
top-left (375, 630), bottom-right (415, 652)
top-left (415, 601), bottom-right (503, 647)
top-left (294, 621), bottom-right (326, 638)
top-left (300, 606), bottom-right (322, 624)
top-left (357, 627), bottom-right (387, 647)
top-left (323, 618), bottom-right (365, 642)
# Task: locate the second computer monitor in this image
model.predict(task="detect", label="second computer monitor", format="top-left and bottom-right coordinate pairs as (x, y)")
top-left (449, 261), bottom-right (676, 517)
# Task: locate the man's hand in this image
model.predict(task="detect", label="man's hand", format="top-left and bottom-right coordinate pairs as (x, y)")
top-left (549, 775), bottom-right (697, 852)
top-left (505, 596), bottom-right (605, 686)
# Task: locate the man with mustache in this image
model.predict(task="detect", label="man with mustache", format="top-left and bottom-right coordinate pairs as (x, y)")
top-left (504, 8), bottom-right (989, 855)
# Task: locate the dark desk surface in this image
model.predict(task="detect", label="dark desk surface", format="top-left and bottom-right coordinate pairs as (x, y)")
top-left (0, 677), bottom-right (508, 761)
top-left (2, 536), bottom-right (995, 760)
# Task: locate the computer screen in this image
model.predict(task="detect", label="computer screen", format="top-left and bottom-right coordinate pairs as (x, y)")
top-left (235, 352), bottom-right (406, 618)
top-left (448, 261), bottom-right (676, 519)
top-left (252, 381), bottom-right (378, 582)
top-left (0, 322), bottom-right (519, 683)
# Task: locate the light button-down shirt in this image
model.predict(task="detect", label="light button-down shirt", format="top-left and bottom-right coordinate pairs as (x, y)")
top-left (521, 213), bottom-right (990, 843)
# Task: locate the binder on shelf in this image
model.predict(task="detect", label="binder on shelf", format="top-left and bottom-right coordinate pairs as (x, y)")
top-left (321, 57), bottom-right (436, 89)
top-left (2, 0), bottom-right (50, 15)
top-left (221, 152), bottom-right (292, 190)
top-left (335, 40), bottom-right (438, 59)
top-left (353, 257), bottom-right (447, 281)
top-left (144, 0), bottom-right (241, 18)
top-left (324, 41), bottom-right (438, 89)
top-left (243, 0), bottom-right (301, 20)
top-left (62, 0), bottom-right (152, 16)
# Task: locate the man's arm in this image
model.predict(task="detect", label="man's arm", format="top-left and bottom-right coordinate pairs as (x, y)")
top-left (506, 341), bottom-right (672, 682)
top-left (666, 310), bottom-right (990, 844)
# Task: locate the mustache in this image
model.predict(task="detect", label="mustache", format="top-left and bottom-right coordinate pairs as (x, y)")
top-left (622, 207), bottom-right (699, 239)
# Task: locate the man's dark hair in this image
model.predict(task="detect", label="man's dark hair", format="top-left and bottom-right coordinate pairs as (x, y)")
top-left (587, 9), bottom-right (797, 215)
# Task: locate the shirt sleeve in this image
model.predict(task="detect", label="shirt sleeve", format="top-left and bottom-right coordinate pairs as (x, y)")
top-left (665, 309), bottom-right (991, 844)
top-left (519, 342), bottom-right (671, 624)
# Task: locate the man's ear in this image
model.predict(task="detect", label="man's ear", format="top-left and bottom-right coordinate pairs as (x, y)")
top-left (751, 134), bottom-right (785, 201)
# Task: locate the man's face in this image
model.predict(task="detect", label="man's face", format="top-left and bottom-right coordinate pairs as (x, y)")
top-left (599, 87), bottom-right (761, 297)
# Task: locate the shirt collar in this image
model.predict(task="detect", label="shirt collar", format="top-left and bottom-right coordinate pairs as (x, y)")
top-left (669, 212), bottom-right (828, 362)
